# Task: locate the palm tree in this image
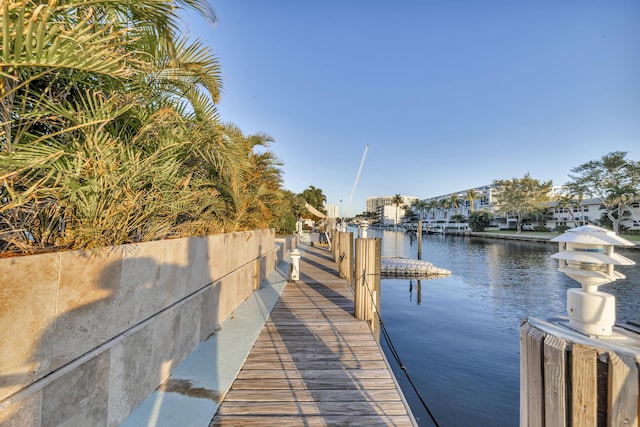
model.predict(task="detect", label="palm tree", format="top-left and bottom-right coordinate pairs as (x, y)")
top-left (0, 1), bottom-right (292, 252)
top-left (439, 199), bottom-right (451, 225)
top-left (464, 189), bottom-right (481, 214)
top-left (301, 186), bottom-right (327, 214)
top-left (448, 193), bottom-right (463, 216)
top-left (554, 192), bottom-right (578, 228)
top-left (1, 0), bottom-right (219, 150)
top-left (391, 194), bottom-right (404, 226)
top-left (426, 199), bottom-right (439, 225)
top-left (412, 199), bottom-right (428, 221)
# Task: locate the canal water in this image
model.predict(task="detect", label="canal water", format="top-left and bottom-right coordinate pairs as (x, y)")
top-left (364, 228), bottom-right (640, 427)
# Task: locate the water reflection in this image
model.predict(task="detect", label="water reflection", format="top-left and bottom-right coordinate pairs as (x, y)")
top-left (366, 228), bottom-right (640, 427)
top-left (408, 280), bottom-right (423, 305)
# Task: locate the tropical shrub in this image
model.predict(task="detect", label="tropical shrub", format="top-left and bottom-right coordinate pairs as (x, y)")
top-left (468, 210), bottom-right (493, 232)
top-left (0, 1), bottom-right (288, 254)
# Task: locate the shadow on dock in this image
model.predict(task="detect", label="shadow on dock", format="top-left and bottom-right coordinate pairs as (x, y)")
top-left (210, 245), bottom-right (414, 426)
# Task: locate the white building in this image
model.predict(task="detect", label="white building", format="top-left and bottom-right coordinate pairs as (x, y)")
top-left (546, 198), bottom-right (640, 232)
top-left (378, 205), bottom-right (406, 226)
top-left (366, 195), bottom-right (418, 214)
top-left (422, 185), bottom-right (495, 224)
top-left (420, 184), bottom-right (640, 232)
top-left (366, 195), bottom-right (418, 226)
top-left (324, 204), bottom-right (339, 219)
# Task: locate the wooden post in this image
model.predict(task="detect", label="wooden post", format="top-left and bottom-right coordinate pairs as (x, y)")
top-left (354, 238), bottom-right (367, 321)
top-left (571, 345), bottom-right (597, 426)
top-left (520, 322), bottom-right (531, 426)
top-left (524, 326), bottom-right (545, 426)
top-left (343, 232), bottom-right (354, 285)
top-left (543, 335), bottom-right (567, 427)
top-left (608, 352), bottom-right (638, 426)
top-left (417, 219), bottom-right (422, 260)
top-left (337, 232), bottom-right (353, 284)
top-left (355, 238), bottom-right (381, 342)
top-left (521, 320), bottom-right (640, 427)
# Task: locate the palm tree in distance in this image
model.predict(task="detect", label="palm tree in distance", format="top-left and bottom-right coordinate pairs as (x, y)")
top-left (412, 199), bottom-right (428, 222)
top-left (437, 198), bottom-right (450, 227)
top-left (426, 200), bottom-right (439, 225)
top-left (392, 194), bottom-right (404, 226)
top-left (448, 193), bottom-right (463, 216)
top-left (301, 185), bottom-right (327, 214)
top-left (465, 189), bottom-right (481, 214)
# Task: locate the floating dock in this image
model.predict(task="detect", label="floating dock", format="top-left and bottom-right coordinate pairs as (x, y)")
top-left (381, 257), bottom-right (451, 278)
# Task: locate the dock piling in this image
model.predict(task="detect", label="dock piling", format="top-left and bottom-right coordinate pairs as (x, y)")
top-left (355, 237), bottom-right (381, 341)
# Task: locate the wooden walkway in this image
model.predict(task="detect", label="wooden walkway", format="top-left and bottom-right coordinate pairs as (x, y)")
top-left (210, 244), bottom-right (415, 426)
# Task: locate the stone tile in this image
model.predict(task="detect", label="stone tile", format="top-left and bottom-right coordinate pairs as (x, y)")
top-left (216, 266), bottom-right (255, 325)
top-left (53, 248), bottom-right (123, 370)
top-left (199, 286), bottom-right (221, 342)
top-left (0, 252), bottom-right (59, 400)
top-left (0, 390), bottom-right (42, 427)
top-left (117, 240), bottom-right (165, 330)
top-left (157, 237), bottom-right (190, 303)
top-left (184, 237), bottom-right (211, 295)
top-left (42, 351), bottom-right (110, 427)
top-left (107, 326), bottom-right (154, 427)
top-left (150, 300), bottom-right (201, 385)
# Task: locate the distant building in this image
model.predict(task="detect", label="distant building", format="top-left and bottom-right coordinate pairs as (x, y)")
top-left (366, 196), bottom-right (418, 213)
top-left (546, 198), bottom-right (640, 231)
top-left (324, 204), bottom-right (339, 219)
top-left (420, 185), bottom-right (640, 232)
top-left (379, 205), bottom-right (406, 226)
top-left (366, 195), bottom-right (418, 226)
top-left (422, 185), bottom-right (495, 224)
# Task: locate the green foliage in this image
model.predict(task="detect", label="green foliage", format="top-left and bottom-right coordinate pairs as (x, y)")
top-left (493, 173), bottom-right (553, 232)
top-left (468, 210), bottom-right (493, 232)
top-left (0, 0), bottom-right (290, 254)
top-left (450, 213), bottom-right (465, 223)
top-left (404, 210), bottom-right (419, 222)
top-left (300, 185), bottom-right (326, 214)
top-left (567, 151), bottom-right (640, 234)
top-left (270, 190), bottom-right (303, 234)
top-left (410, 199), bottom-right (427, 220)
top-left (464, 189), bottom-right (480, 213)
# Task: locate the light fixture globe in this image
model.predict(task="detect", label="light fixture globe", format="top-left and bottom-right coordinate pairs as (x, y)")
top-left (550, 225), bottom-right (635, 336)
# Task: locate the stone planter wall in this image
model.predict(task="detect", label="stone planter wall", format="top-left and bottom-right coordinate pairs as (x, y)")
top-left (0, 229), bottom-right (281, 426)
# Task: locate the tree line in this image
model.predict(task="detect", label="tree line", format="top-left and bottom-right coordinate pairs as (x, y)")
top-left (404, 151), bottom-right (640, 234)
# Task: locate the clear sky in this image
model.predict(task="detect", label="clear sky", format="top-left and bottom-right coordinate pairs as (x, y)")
top-left (183, 1), bottom-right (640, 216)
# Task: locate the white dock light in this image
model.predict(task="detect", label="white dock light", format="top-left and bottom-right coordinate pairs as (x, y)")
top-left (551, 225), bottom-right (635, 336)
top-left (289, 249), bottom-right (301, 282)
top-left (361, 221), bottom-right (369, 238)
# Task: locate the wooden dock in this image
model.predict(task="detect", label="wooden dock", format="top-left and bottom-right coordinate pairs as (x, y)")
top-left (210, 244), bottom-right (416, 426)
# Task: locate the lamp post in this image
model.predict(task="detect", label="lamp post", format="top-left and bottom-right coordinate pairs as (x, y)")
top-left (289, 249), bottom-right (301, 282)
top-left (361, 221), bottom-right (369, 238)
top-left (550, 225), bottom-right (635, 336)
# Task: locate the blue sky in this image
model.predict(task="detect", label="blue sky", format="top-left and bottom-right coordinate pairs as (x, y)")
top-left (184, 1), bottom-right (640, 216)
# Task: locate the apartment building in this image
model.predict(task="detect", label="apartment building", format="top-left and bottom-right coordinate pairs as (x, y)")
top-left (419, 185), bottom-right (640, 232)
top-left (366, 195), bottom-right (418, 213)
top-left (366, 195), bottom-right (418, 225)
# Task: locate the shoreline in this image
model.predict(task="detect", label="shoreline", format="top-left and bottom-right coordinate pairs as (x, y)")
top-left (467, 230), bottom-right (640, 250)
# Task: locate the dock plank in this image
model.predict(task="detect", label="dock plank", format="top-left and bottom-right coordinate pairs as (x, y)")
top-left (210, 415), bottom-right (414, 426)
top-left (210, 244), bottom-right (415, 426)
